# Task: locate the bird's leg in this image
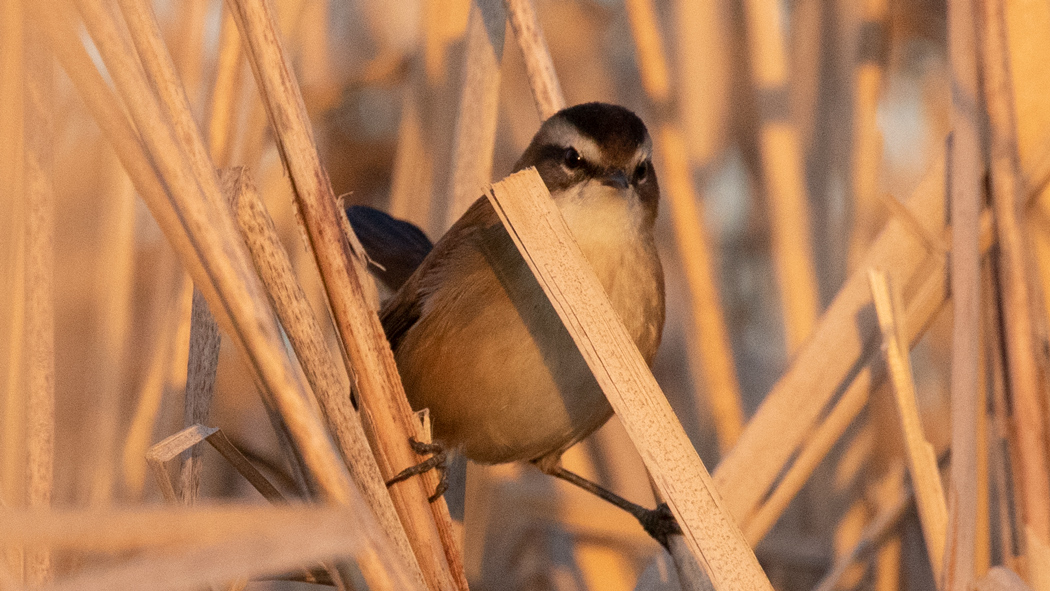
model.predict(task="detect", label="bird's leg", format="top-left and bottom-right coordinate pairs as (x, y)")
top-left (542, 464), bottom-right (681, 548)
top-left (386, 438), bottom-right (449, 502)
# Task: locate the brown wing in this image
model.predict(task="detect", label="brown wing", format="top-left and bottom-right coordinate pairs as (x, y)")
top-left (380, 196), bottom-right (500, 351)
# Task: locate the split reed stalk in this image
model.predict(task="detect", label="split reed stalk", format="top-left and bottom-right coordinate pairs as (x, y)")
top-left (23, 14), bottom-right (55, 585)
top-left (979, 0), bottom-right (1050, 584)
top-left (222, 0), bottom-right (468, 588)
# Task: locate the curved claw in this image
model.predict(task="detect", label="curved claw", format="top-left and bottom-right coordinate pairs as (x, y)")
top-left (637, 502), bottom-right (682, 549)
top-left (385, 437), bottom-right (449, 504)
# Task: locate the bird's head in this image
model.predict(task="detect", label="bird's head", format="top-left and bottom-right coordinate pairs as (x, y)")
top-left (513, 103), bottom-right (658, 228)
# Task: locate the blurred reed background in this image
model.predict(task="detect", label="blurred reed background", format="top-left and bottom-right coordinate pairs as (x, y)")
top-left (2, 0), bottom-right (1050, 589)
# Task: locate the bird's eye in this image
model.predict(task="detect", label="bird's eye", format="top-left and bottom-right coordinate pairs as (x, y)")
top-left (634, 161), bottom-right (649, 183)
top-left (563, 147), bottom-right (583, 170)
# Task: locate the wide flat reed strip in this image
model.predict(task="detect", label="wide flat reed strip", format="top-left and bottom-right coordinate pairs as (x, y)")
top-left (23, 15), bottom-right (55, 585)
top-left (488, 169), bottom-right (774, 590)
top-left (223, 166), bottom-right (426, 588)
top-left (222, 1), bottom-right (466, 588)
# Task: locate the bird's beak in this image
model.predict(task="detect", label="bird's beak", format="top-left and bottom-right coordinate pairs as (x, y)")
top-left (600, 170), bottom-right (629, 190)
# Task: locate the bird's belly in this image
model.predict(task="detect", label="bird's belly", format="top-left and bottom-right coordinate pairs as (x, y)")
top-left (393, 203), bottom-right (663, 466)
top-left (396, 275), bottom-right (613, 465)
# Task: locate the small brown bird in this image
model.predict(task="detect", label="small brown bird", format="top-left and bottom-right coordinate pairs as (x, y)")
top-left (349, 102), bottom-right (676, 544)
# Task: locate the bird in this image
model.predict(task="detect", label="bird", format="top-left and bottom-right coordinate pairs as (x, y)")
top-left (348, 102), bottom-right (677, 545)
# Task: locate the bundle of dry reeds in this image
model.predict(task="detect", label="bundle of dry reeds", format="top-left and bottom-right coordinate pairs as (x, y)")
top-left (2, 0), bottom-right (1050, 589)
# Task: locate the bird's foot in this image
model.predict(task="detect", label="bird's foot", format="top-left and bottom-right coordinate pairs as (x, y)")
top-left (635, 503), bottom-right (682, 549)
top-left (543, 465), bottom-right (681, 549)
top-left (385, 437), bottom-right (448, 503)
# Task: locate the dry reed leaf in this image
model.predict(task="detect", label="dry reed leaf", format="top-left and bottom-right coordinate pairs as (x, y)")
top-left (846, 0), bottom-right (889, 265)
top-left (206, 6), bottom-right (245, 168)
top-left (657, 126), bottom-right (744, 453)
top-left (869, 269), bottom-right (948, 576)
top-left (624, 0), bottom-right (670, 102)
top-left (487, 168), bottom-right (773, 589)
top-left (672, 0), bottom-right (729, 165)
top-left (87, 154), bottom-right (137, 507)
